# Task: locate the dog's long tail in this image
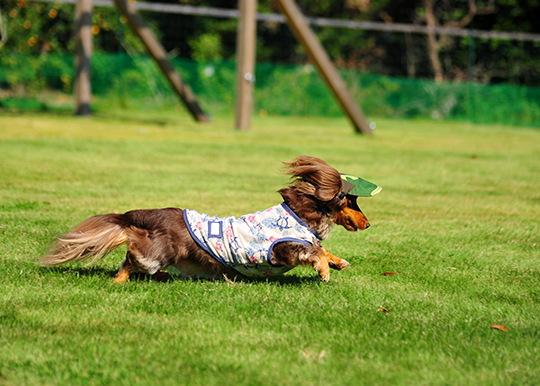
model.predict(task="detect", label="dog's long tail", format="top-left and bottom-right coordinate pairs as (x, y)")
top-left (39, 214), bottom-right (128, 266)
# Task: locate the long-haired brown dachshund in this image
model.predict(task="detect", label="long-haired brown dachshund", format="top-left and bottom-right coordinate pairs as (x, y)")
top-left (40, 156), bottom-right (381, 282)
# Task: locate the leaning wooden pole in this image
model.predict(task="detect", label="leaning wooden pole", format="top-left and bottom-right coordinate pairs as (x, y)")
top-left (274, 0), bottom-right (372, 134)
top-left (113, 0), bottom-right (209, 122)
top-left (74, 0), bottom-right (93, 116)
top-left (234, 0), bottom-right (258, 130)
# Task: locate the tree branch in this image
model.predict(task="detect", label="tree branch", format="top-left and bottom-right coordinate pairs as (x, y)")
top-left (445, 0), bottom-right (496, 28)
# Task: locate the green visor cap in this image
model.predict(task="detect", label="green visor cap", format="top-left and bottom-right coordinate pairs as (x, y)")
top-left (340, 174), bottom-right (382, 197)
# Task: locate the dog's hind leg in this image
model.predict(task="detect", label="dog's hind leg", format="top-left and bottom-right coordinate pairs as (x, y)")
top-left (113, 252), bottom-right (137, 284)
top-left (113, 264), bottom-right (131, 283)
top-left (152, 271), bottom-right (171, 282)
top-left (113, 259), bottom-right (170, 283)
top-left (113, 247), bottom-right (152, 284)
top-left (113, 240), bottom-right (171, 283)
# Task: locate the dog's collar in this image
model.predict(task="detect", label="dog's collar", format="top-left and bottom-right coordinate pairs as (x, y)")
top-left (316, 191), bottom-right (347, 217)
top-left (316, 200), bottom-right (328, 217)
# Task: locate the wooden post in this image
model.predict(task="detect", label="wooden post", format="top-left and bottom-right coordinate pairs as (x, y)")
top-left (112, 0), bottom-right (210, 122)
top-left (74, 0), bottom-right (93, 116)
top-left (274, 0), bottom-right (372, 134)
top-left (235, 0), bottom-right (257, 130)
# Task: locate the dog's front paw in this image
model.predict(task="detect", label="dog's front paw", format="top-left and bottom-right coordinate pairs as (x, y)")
top-left (315, 260), bottom-right (330, 282)
top-left (320, 272), bottom-right (330, 282)
top-left (328, 258), bottom-right (350, 271)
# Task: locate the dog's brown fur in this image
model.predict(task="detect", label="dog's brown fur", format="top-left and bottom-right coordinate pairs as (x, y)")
top-left (40, 156), bottom-right (370, 282)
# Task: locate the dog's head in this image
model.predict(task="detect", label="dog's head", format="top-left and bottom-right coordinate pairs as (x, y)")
top-left (278, 156), bottom-right (372, 233)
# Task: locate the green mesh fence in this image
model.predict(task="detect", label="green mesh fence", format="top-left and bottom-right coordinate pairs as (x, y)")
top-left (1, 52), bottom-right (539, 127)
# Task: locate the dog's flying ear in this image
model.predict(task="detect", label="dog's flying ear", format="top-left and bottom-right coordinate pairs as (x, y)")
top-left (282, 156), bottom-right (342, 201)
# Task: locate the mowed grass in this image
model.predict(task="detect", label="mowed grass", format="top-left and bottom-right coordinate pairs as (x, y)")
top-left (0, 110), bottom-right (539, 385)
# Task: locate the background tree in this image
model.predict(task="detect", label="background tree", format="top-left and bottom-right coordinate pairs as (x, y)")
top-left (1, 0), bottom-right (540, 86)
top-left (417, 0), bottom-right (495, 82)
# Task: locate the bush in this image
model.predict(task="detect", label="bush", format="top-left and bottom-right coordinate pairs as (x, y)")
top-left (0, 52), bottom-right (539, 127)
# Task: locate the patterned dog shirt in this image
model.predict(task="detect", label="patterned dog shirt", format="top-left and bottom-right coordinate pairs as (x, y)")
top-left (183, 203), bottom-right (321, 277)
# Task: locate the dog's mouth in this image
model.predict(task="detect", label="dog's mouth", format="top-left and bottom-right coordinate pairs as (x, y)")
top-left (345, 217), bottom-right (359, 232)
top-left (335, 200), bottom-right (370, 232)
top-left (338, 212), bottom-right (370, 232)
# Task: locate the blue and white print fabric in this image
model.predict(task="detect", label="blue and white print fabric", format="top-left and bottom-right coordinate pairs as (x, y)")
top-left (183, 203), bottom-right (321, 277)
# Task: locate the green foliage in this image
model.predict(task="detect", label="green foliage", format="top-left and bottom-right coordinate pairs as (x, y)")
top-left (1, 53), bottom-right (540, 126)
top-left (0, 53), bottom-right (72, 95)
top-left (1, 1), bottom-right (74, 54)
top-left (188, 32), bottom-right (224, 61)
top-left (0, 0), bottom-right (158, 55)
top-left (0, 113), bottom-right (539, 385)
top-left (255, 63), bottom-right (342, 116)
top-left (3, 0), bottom-right (540, 85)
top-left (0, 54), bottom-right (40, 92)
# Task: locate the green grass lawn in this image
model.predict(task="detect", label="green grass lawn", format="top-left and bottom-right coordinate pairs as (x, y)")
top-left (0, 110), bottom-right (539, 385)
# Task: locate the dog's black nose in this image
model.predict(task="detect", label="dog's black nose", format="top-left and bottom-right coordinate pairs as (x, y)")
top-left (365, 222), bottom-right (370, 229)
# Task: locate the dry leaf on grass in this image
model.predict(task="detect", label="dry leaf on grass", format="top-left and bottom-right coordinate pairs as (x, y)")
top-left (489, 324), bottom-right (508, 332)
top-left (382, 271), bottom-right (399, 276)
top-left (377, 307), bottom-right (390, 313)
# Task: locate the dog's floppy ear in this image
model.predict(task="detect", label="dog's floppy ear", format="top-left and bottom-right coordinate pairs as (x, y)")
top-left (282, 156), bottom-right (342, 201)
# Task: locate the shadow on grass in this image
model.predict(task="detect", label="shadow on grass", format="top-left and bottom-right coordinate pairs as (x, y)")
top-left (41, 265), bottom-right (117, 279)
top-left (92, 111), bottom-right (175, 127)
top-left (0, 107), bottom-right (73, 117)
top-left (0, 106), bottom-right (181, 128)
top-left (41, 265), bottom-right (321, 286)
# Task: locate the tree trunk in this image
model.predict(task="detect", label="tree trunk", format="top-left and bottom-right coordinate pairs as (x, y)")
top-left (422, 0), bottom-right (495, 83)
top-left (424, 0), bottom-right (443, 82)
